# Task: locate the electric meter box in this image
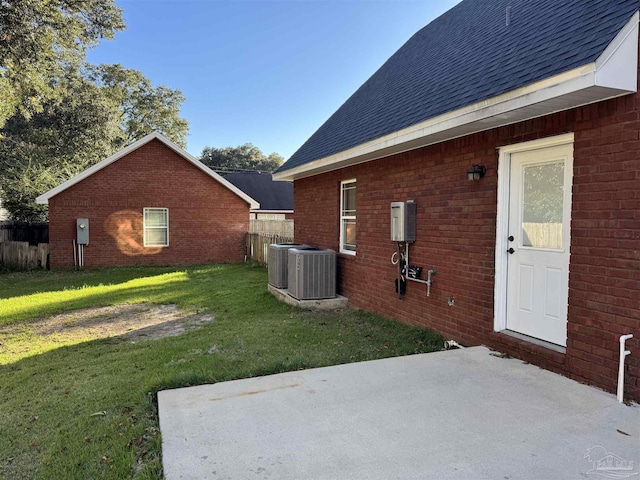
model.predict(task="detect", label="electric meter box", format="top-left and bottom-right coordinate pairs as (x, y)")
top-left (390, 201), bottom-right (416, 242)
top-left (76, 218), bottom-right (89, 245)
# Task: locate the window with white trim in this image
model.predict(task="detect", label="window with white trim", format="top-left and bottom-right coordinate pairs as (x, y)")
top-left (143, 208), bottom-right (169, 247)
top-left (340, 179), bottom-right (356, 254)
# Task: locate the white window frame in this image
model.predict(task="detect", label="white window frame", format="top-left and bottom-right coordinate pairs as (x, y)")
top-left (143, 208), bottom-right (169, 247)
top-left (340, 179), bottom-right (356, 255)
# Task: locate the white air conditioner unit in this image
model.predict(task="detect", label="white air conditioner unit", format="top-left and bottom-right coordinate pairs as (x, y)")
top-left (268, 243), bottom-right (309, 288)
top-left (287, 248), bottom-right (336, 300)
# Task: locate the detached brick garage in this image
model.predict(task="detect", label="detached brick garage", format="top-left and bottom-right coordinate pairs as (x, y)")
top-left (37, 132), bottom-right (259, 268)
top-left (274, 0), bottom-right (640, 400)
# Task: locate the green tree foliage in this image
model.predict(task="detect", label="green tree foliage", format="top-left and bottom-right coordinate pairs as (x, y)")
top-left (0, 66), bottom-right (188, 220)
top-left (200, 144), bottom-right (284, 174)
top-left (1, 162), bottom-right (65, 222)
top-left (90, 64), bottom-right (188, 148)
top-left (0, 71), bottom-right (123, 220)
top-left (0, 0), bottom-right (125, 128)
top-left (0, 0), bottom-right (189, 222)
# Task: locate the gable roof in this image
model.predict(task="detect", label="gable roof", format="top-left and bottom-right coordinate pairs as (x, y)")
top-left (224, 172), bottom-right (293, 212)
top-left (275, 0), bottom-right (639, 181)
top-left (36, 132), bottom-right (260, 209)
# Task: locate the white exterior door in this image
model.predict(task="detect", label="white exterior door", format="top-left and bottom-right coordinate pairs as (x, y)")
top-left (505, 143), bottom-right (573, 346)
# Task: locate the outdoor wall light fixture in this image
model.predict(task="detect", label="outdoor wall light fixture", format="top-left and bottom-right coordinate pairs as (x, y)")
top-left (467, 164), bottom-right (486, 181)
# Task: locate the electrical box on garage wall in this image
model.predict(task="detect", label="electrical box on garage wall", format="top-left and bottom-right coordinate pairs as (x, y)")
top-left (390, 201), bottom-right (416, 242)
top-left (77, 218), bottom-right (89, 245)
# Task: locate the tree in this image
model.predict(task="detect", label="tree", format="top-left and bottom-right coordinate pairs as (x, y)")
top-left (0, 70), bottom-right (122, 220)
top-left (0, 67), bottom-right (188, 220)
top-left (0, 2), bottom-right (188, 221)
top-left (0, 162), bottom-right (67, 222)
top-left (90, 64), bottom-right (188, 148)
top-left (1, 70), bottom-right (123, 169)
top-left (0, 0), bottom-right (125, 128)
top-left (200, 144), bottom-right (284, 174)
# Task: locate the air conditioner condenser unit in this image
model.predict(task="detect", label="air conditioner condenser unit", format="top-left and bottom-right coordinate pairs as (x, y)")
top-left (268, 243), bottom-right (309, 288)
top-left (287, 247), bottom-right (336, 300)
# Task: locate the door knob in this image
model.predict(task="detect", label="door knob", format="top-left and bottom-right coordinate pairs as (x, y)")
top-left (508, 235), bottom-right (514, 242)
top-left (507, 248), bottom-right (515, 254)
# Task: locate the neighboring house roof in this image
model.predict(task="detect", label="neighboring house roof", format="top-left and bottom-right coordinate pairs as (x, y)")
top-left (36, 132), bottom-right (260, 209)
top-left (274, 0), bottom-right (639, 180)
top-left (225, 172), bottom-right (293, 212)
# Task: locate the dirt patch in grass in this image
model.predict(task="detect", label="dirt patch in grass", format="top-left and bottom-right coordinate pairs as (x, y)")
top-left (1, 303), bottom-right (215, 346)
top-left (0, 265), bottom-right (445, 479)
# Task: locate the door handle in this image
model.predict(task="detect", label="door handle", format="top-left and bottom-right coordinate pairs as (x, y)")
top-left (507, 248), bottom-right (515, 254)
top-left (508, 235), bottom-right (514, 242)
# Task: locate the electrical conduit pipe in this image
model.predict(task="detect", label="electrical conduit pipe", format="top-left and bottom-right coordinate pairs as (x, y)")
top-left (617, 334), bottom-right (633, 403)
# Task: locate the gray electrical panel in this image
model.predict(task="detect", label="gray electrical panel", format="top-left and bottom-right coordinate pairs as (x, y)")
top-left (76, 218), bottom-right (89, 245)
top-left (390, 200), bottom-right (416, 242)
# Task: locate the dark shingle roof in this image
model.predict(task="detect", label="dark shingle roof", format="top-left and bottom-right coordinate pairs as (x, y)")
top-left (278, 0), bottom-right (637, 173)
top-left (225, 172), bottom-right (293, 211)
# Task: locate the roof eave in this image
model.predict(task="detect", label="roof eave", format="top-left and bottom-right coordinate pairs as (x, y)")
top-left (36, 131), bottom-right (260, 210)
top-left (273, 11), bottom-right (639, 182)
top-left (250, 209), bottom-right (294, 214)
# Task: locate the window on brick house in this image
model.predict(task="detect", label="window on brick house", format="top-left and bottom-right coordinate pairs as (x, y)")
top-left (144, 208), bottom-right (169, 247)
top-left (340, 179), bottom-right (356, 254)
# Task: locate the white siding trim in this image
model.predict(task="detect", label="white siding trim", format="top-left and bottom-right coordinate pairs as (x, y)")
top-left (339, 179), bottom-right (357, 255)
top-left (250, 210), bottom-right (294, 214)
top-left (36, 132), bottom-right (260, 210)
top-left (274, 13), bottom-right (638, 182)
top-left (596, 11), bottom-right (639, 92)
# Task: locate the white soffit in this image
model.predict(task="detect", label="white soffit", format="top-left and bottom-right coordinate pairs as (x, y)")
top-left (274, 12), bottom-right (639, 182)
top-left (35, 132), bottom-right (260, 210)
top-left (251, 210), bottom-right (294, 213)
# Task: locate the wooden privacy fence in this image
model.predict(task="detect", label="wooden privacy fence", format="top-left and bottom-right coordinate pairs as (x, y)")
top-left (246, 233), bottom-right (294, 264)
top-left (0, 241), bottom-right (49, 270)
top-left (0, 221), bottom-right (49, 245)
top-left (250, 219), bottom-right (294, 236)
top-left (522, 222), bottom-right (562, 249)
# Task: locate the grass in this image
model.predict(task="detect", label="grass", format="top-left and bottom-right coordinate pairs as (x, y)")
top-left (0, 264), bottom-right (443, 479)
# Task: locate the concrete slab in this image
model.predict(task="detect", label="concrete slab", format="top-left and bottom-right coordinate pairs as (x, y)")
top-left (158, 347), bottom-right (640, 480)
top-left (268, 284), bottom-right (348, 310)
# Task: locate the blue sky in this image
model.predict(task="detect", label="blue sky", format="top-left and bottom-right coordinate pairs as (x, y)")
top-left (87, 0), bottom-right (459, 159)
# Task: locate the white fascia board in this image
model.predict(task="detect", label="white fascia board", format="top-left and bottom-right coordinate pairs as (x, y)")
top-left (36, 131), bottom-right (261, 210)
top-left (498, 132), bottom-right (575, 154)
top-left (595, 11), bottom-right (639, 92)
top-left (250, 210), bottom-right (294, 214)
top-left (35, 131), bottom-right (159, 204)
top-left (273, 12), bottom-right (639, 182)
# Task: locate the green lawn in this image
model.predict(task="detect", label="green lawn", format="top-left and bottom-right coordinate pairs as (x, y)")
top-left (0, 264), bottom-right (443, 479)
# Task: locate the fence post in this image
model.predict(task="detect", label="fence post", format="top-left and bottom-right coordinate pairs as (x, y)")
top-left (244, 232), bottom-right (293, 264)
top-left (0, 241), bottom-right (50, 270)
top-left (38, 243), bottom-right (49, 269)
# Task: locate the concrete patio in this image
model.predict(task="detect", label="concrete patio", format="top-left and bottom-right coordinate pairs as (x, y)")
top-left (158, 347), bottom-right (639, 479)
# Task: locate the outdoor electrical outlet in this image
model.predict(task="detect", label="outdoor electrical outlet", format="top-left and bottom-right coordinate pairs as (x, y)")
top-left (448, 296), bottom-right (455, 307)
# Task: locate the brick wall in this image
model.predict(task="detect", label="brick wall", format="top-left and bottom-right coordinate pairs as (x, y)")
top-left (49, 139), bottom-right (250, 267)
top-left (294, 85), bottom-right (640, 400)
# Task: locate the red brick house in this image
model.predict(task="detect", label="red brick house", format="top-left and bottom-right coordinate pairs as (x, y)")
top-left (37, 132), bottom-right (259, 268)
top-left (274, 0), bottom-right (640, 400)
